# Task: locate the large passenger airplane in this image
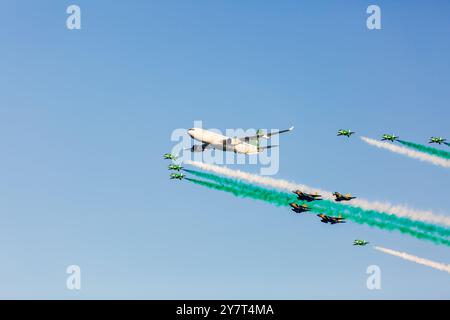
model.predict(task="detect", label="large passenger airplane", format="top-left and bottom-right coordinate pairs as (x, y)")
top-left (186, 126), bottom-right (294, 154)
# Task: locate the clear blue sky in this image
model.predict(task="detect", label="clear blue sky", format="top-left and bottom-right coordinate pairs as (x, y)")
top-left (1, 1), bottom-right (449, 299)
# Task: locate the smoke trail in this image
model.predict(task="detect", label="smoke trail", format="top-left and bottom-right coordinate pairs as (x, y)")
top-left (187, 177), bottom-right (292, 207)
top-left (360, 136), bottom-right (450, 168)
top-left (398, 140), bottom-right (450, 160)
top-left (186, 161), bottom-right (450, 227)
top-left (374, 246), bottom-right (450, 275)
top-left (186, 173), bottom-right (450, 246)
top-left (186, 169), bottom-right (450, 240)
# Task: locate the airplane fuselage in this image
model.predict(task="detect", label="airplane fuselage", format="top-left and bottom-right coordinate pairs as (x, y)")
top-left (318, 214), bottom-right (345, 224)
top-left (335, 197), bottom-right (355, 202)
top-left (188, 128), bottom-right (260, 154)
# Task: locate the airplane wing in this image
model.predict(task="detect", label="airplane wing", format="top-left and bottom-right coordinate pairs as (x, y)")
top-left (241, 126), bottom-right (294, 141)
top-left (243, 144), bottom-right (279, 155)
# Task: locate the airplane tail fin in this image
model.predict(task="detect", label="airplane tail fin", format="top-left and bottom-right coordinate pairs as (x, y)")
top-left (256, 129), bottom-right (263, 148)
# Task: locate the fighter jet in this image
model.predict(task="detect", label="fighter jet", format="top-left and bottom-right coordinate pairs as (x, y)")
top-left (168, 164), bottom-right (183, 171)
top-left (381, 134), bottom-right (399, 142)
top-left (353, 239), bottom-right (369, 246)
top-left (170, 173), bottom-right (185, 180)
top-left (292, 190), bottom-right (322, 202)
top-left (164, 153), bottom-right (178, 160)
top-left (333, 192), bottom-right (356, 202)
top-left (429, 137), bottom-right (446, 144)
top-left (337, 129), bottom-right (355, 138)
top-left (186, 126), bottom-right (294, 154)
top-left (317, 214), bottom-right (346, 224)
top-left (289, 203), bottom-right (311, 214)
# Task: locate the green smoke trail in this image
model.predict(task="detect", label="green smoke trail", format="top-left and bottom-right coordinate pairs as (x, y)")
top-left (398, 140), bottom-right (450, 160)
top-left (185, 169), bottom-right (450, 238)
top-left (185, 171), bottom-right (450, 246)
top-left (184, 169), bottom-right (296, 205)
top-left (186, 177), bottom-right (291, 206)
top-left (310, 200), bottom-right (450, 245)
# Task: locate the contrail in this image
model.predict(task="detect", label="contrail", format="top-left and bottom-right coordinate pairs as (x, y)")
top-left (185, 172), bottom-right (450, 246)
top-left (186, 177), bottom-right (292, 207)
top-left (360, 136), bottom-right (450, 168)
top-left (398, 140), bottom-right (450, 160)
top-left (185, 161), bottom-right (450, 226)
top-left (186, 169), bottom-right (450, 240)
top-left (374, 246), bottom-right (450, 275)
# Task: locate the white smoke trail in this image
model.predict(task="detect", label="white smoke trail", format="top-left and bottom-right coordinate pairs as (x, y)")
top-left (186, 161), bottom-right (450, 226)
top-left (374, 246), bottom-right (450, 274)
top-left (361, 136), bottom-right (450, 168)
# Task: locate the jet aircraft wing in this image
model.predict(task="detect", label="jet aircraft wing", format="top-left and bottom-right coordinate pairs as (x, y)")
top-left (240, 126), bottom-right (294, 141)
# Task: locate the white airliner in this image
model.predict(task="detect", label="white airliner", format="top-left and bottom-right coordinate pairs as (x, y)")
top-left (187, 126), bottom-right (294, 154)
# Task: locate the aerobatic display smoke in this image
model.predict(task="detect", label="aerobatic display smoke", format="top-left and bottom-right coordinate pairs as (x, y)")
top-left (374, 246), bottom-right (450, 275)
top-left (185, 170), bottom-right (450, 246)
top-left (397, 140), bottom-right (450, 160)
top-left (186, 161), bottom-right (450, 227)
top-left (360, 137), bottom-right (450, 168)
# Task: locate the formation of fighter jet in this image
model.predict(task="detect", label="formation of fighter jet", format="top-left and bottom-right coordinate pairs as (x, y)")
top-left (333, 192), bottom-right (356, 202)
top-left (381, 134), bottom-right (399, 142)
top-left (170, 173), bottom-right (185, 180)
top-left (317, 214), bottom-right (346, 224)
top-left (164, 153), bottom-right (178, 160)
top-left (292, 190), bottom-right (322, 202)
top-left (337, 129), bottom-right (355, 138)
top-left (168, 164), bottom-right (183, 171)
top-left (353, 239), bottom-right (369, 246)
top-left (186, 126), bottom-right (294, 154)
top-left (429, 137), bottom-right (446, 144)
top-left (289, 203), bottom-right (311, 213)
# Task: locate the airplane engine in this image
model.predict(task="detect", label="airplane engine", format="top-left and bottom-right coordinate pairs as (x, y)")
top-left (191, 145), bottom-right (205, 152)
top-left (224, 137), bottom-right (239, 146)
